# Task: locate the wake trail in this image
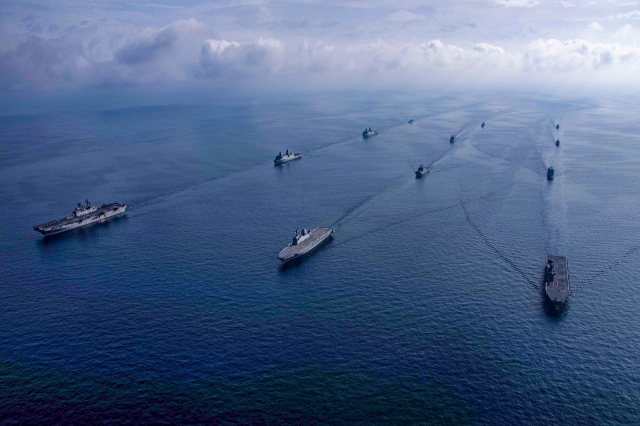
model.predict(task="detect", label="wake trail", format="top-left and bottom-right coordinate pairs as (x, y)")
top-left (572, 242), bottom-right (640, 294)
top-left (329, 182), bottom-right (518, 250)
top-left (460, 191), bottom-right (539, 291)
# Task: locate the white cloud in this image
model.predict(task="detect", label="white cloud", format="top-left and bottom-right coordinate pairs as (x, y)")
top-left (494, 0), bottom-right (540, 7)
top-left (200, 37), bottom-right (285, 75)
top-left (474, 43), bottom-right (505, 54)
top-left (560, 2), bottom-right (575, 8)
top-left (588, 22), bottom-right (604, 30)
top-left (523, 38), bottom-right (640, 72)
top-left (617, 10), bottom-right (640, 19)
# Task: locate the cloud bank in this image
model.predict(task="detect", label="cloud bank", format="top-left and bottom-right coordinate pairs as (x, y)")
top-left (2, 1), bottom-right (640, 92)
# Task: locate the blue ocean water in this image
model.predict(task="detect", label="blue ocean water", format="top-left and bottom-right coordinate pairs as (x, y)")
top-left (1, 92), bottom-right (639, 424)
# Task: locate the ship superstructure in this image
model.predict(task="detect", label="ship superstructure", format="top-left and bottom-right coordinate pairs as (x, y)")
top-left (34, 200), bottom-right (126, 236)
top-left (278, 227), bottom-right (333, 264)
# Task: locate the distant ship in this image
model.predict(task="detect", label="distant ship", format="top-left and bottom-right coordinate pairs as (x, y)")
top-left (278, 227), bottom-right (333, 264)
top-left (556, 139), bottom-right (560, 147)
top-left (547, 167), bottom-right (554, 180)
top-left (415, 165), bottom-right (429, 178)
top-left (545, 255), bottom-right (570, 305)
top-left (556, 124), bottom-right (560, 130)
top-left (363, 128), bottom-right (378, 138)
top-left (34, 200), bottom-right (126, 236)
top-left (274, 149), bottom-right (301, 165)
top-left (481, 122), bottom-right (485, 128)
top-left (408, 119), bottom-right (414, 124)
top-left (450, 135), bottom-right (455, 143)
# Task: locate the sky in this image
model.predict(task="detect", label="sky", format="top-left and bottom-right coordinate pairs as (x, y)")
top-left (1, 0), bottom-right (640, 94)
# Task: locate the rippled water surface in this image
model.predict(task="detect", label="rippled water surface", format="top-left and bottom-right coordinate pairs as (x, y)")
top-left (1, 92), bottom-right (639, 424)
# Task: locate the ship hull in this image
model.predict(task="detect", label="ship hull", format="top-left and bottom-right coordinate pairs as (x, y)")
top-left (278, 227), bottom-right (333, 264)
top-left (274, 154), bottom-right (302, 165)
top-left (35, 204), bottom-right (126, 236)
top-left (544, 255), bottom-right (570, 305)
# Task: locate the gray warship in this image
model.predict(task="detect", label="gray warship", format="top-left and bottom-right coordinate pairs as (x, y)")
top-left (547, 167), bottom-right (554, 180)
top-left (278, 227), bottom-right (333, 264)
top-left (362, 128), bottom-right (378, 138)
top-left (274, 150), bottom-right (302, 165)
top-left (545, 255), bottom-right (570, 305)
top-left (34, 200), bottom-right (126, 236)
top-left (415, 164), bottom-right (429, 178)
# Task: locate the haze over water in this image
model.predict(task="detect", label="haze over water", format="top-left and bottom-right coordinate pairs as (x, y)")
top-left (1, 92), bottom-right (640, 424)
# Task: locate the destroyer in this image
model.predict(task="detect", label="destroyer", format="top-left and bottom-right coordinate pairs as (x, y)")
top-left (547, 167), bottom-right (554, 180)
top-left (278, 227), bottom-right (333, 264)
top-left (34, 200), bottom-right (126, 236)
top-left (544, 255), bottom-right (570, 305)
top-left (415, 164), bottom-right (429, 178)
top-left (274, 149), bottom-right (301, 165)
top-left (362, 128), bottom-right (378, 138)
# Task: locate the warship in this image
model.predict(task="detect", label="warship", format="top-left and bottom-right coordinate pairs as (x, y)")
top-left (547, 167), bottom-right (554, 180)
top-left (481, 122), bottom-right (485, 128)
top-left (544, 255), bottom-right (570, 305)
top-left (34, 200), bottom-right (126, 236)
top-left (362, 128), bottom-right (378, 138)
top-left (556, 124), bottom-right (560, 130)
top-left (556, 139), bottom-right (560, 147)
top-left (278, 227), bottom-right (333, 264)
top-left (415, 165), bottom-right (429, 178)
top-left (408, 119), bottom-right (414, 124)
top-left (274, 150), bottom-right (301, 165)
top-left (450, 135), bottom-right (455, 143)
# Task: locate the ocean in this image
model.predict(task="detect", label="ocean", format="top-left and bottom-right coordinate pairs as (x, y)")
top-left (1, 91), bottom-right (639, 424)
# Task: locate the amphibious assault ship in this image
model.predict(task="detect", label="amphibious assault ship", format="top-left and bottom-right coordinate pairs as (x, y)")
top-left (362, 128), bottom-right (378, 138)
top-left (34, 200), bottom-right (126, 236)
top-left (278, 227), bottom-right (333, 264)
top-left (274, 150), bottom-right (301, 165)
top-left (415, 165), bottom-right (429, 178)
top-left (544, 255), bottom-right (570, 305)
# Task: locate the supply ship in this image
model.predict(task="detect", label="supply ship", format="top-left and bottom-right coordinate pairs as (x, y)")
top-left (544, 255), bottom-right (570, 305)
top-left (34, 200), bottom-right (126, 236)
top-left (278, 227), bottom-right (333, 264)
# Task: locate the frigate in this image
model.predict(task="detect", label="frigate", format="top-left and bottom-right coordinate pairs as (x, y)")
top-left (362, 128), bottom-right (378, 138)
top-left (545, 255), bottom-right (570, 305)
top-left (34, 200), bottom-right (126, 236)
top-left (274, 150), bottom-right (302, 165)
top-left (415, 165), bottom-right (429, 178)
top-left (278, 227), bottom-right (333, 264)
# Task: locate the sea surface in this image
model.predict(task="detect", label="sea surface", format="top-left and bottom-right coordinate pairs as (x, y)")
top-left (1, 91), bottom-right (639, 424)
